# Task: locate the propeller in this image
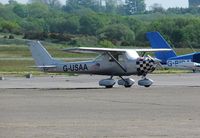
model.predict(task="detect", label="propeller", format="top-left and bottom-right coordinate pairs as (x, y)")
top-left (136, 55), bottom-right (163, 76)
top-left (147, 55), bottom-right (163, 69)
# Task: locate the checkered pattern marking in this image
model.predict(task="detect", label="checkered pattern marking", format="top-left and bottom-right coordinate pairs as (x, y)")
top-left (136, 57), bottom-right (156, 75)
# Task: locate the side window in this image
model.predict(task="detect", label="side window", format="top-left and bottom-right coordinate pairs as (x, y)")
top-left (95, 54), bottom-right (104, 61)
top-left (109, 54), bottom-right (125, 62)
top-left (118, 54), bottom-right (124, 62)
top-left (109, 54), bottom-right (119, 62)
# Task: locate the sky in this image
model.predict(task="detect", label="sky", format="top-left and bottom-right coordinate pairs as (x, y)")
top-left (0, 0), bottom-right (189, 9)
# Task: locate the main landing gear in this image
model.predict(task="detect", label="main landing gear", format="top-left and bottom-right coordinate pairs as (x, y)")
top-left (99, 75), bottom-right (153, 88)
top-left (99, 76), bottom-right (135, 88)
top-left (99, 76), bottom-right (116, 88)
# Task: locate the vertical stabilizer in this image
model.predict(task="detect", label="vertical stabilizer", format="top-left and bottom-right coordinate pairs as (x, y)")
top-left (146, 32), bottom-right (177, 64)
top-left (28, 41), bottom-right (54, 66)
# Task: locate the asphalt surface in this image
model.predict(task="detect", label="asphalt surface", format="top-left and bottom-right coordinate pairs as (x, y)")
top-left (0, 74), bottom-right (200, 138)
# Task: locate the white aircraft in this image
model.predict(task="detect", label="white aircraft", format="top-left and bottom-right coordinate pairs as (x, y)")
top-left (28, 41), bottom-right (171, 88)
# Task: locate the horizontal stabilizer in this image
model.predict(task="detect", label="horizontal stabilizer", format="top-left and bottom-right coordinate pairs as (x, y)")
top-left (29, 65), bottom-right (57, 68)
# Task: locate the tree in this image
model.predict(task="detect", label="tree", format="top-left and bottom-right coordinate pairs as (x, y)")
top-left (63, 16), bottom-right (80, 34)
top-left (79, 14), bottom-right (103, 35)
top-left (8, 0), bottom-right (18, 5)
top-left (27, 3), bottom-right (49, 18)
top-left (100, 24), bottom-right (135, 45)
top-left (0, 20), bottom-right (20, 33)
top-left (150, 3), bottom-right (165, 13)
top-left (105, 0), bottom-right (116, 13)
top-left (29, 0), bottom-right (61, 9)
top-left (65, 0), bottom-right (80, 12)
top-left (13, 4), bottom-right (28, 18)
top-left (47, 0), bottom-right (62, 9)
top-left (125, 0), bottom-right (145, 15)
top-left (65, 0), bottom-right (102, 12)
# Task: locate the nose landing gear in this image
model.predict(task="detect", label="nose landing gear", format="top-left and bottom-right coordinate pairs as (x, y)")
top-left (138, 75), bottom-right (153, 87)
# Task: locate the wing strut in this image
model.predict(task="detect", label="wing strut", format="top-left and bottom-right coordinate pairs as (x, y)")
top-left (106, 52), bottom-right (127, 72)
top-left (141, 52), bottom-right (146, 57)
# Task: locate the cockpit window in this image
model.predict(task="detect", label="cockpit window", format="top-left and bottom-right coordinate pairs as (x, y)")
top-left (94, 53), bottom-right (105, 61)
top-left (109, 54), bottom-right (119, 62)
top-left (109, 53), bottom-right (125, 62)
top-left (94, 52), bottom-right (127, 62)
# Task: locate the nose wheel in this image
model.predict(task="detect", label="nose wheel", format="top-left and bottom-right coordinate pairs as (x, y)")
top-left (138, 75), bottom-right (153, 87)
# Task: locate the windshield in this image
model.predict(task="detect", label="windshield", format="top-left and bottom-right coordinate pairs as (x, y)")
top-left (94, 53), bottom-right (105, 61)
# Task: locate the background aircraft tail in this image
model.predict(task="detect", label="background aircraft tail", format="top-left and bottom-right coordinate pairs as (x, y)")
top-left (27, 41), bottom-right (55, 67)
top-left (146, 32), bottom-right (177, 64)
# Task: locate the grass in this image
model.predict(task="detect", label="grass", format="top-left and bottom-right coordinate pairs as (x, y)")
top-left (0, 44), bottom-right (96, 58)
top-left (0, 38), bottom-right (96, 75)
top-left (153, 68), bottom-right (192, 74)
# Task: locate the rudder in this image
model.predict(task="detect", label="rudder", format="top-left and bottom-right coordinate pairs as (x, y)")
top-left (27, 41), bottom-right (54, 66)
top-left (146, 32), bottom-right (177, 64)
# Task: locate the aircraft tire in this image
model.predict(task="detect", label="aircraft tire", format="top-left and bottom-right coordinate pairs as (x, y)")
top-left (144, 85), bottom-right (150, 87)
top-left (105, 85), bottom-right (113, 88)
top-left (124, 84), bottom-right (132, 88)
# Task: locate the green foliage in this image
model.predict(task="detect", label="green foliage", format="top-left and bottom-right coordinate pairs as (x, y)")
top-left (20, 18), bottom-right (45, 33)
top-left (105, 0), bottom-right (116, 13)
top-left (61, 16), bottom-right (80, 34)
top-left (30, 0), bottom-right (61, 9)
top-left (79, 14), bottom-right (103, 35)
top-left (1, 2), bottom-right (200, 49)
top-left (100, 24), bottom-right (135, 45)
top-left (13, 4), bottom-right (28, 18)
top-left (148, 17), bottom-right (200, 48)
top-left (0, 20), bottom-right (20, 33)
top-left (125, 0), bottom-right (146, 14)
top-left (99, 40), bottom-right (115, 48)
top-left (27, 3), bottom-right (49, 18)
top-left (75, 35), bottom-right (98, 47)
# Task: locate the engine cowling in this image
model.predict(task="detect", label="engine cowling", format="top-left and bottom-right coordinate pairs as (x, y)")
top-left (136, 57), bottom-right (157, 75)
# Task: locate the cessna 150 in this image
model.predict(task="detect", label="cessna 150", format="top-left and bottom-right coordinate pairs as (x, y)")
top-left (28, 41), bottom-right (171, 88)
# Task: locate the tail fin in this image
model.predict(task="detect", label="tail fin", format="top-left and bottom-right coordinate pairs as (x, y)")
top-left (146, 32), bottom-right (177, 64)
top-left (27, 41), bottom-right (54, 66)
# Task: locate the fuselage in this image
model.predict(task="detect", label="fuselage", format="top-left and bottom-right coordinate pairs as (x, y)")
top-left (165, 52), bottom-right (200, 70)
top-left (43, 50), bottom-right (156, 76)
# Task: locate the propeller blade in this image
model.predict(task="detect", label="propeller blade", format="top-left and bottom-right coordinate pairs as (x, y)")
top-left (147, 55), bottom-right (163, 69)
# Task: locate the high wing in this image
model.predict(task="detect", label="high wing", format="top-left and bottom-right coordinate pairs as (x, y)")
top-left (63, 47), bottom-right (172, 54)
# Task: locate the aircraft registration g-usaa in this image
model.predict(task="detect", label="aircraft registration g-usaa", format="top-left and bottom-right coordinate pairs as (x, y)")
top-left (28, 41), bottom-right (171, 88)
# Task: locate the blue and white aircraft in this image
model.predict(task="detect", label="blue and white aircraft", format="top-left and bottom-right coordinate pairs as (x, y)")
top-left (147, 32), bottom-right (200, 72)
